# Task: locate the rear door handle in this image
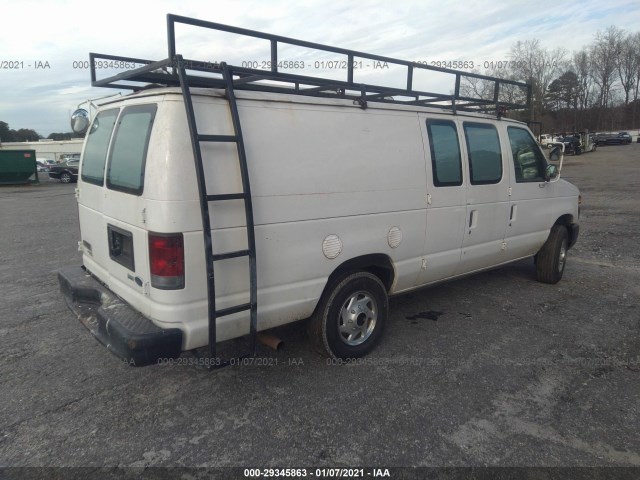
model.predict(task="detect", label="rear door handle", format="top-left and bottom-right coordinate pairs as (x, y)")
top-left (468, 210), bottom-right (478, 232)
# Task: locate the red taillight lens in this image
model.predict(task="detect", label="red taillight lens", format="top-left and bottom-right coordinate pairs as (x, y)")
top-left (149, 233), bottom-right (184, 289)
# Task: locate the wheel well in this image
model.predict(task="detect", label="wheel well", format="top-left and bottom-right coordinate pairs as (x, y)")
top-left (327, 254), bottom-right (395, 293)
top-left (553, 214), bottom-right (576, 245)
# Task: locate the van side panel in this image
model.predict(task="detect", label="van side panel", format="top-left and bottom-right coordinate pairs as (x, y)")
top-left (156, 97), bottom-right (429, 348)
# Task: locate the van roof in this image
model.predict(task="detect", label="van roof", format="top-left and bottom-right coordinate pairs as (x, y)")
top-left (99, 86), bottom-right (528, 125)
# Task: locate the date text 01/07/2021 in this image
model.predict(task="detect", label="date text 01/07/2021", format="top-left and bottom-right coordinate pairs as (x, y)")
top-left (243, 468), bottom-right (392, 477)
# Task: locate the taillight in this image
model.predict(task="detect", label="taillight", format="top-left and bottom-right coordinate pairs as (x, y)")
top-left (149, 233), bottom-right (184, 289)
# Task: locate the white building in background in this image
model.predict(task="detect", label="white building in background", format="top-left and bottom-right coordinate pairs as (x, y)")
top-left (0, 139), bottom-right (83, 162)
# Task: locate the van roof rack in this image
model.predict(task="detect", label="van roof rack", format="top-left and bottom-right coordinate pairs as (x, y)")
top-left (89, 14), bottom-right (532, 115)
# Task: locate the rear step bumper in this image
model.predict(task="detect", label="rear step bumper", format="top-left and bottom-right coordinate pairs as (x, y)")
top-left (58, 266), bottom-right (182, 367)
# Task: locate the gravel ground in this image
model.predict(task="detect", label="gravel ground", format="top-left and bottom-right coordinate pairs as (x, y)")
top-left (0, 146), bottom-right (639, 474)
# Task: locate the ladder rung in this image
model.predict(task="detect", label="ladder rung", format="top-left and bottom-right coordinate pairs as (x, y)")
top-left (212, 249), bottom-right (250, 261)
top-left (206, 193), bottom-right (246, 201)
top-left (199, 134), bottom-right (237, 142)
top-left (216, 303), bottom-right (252, 318)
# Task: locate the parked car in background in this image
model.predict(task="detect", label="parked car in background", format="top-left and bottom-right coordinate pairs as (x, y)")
top-left (37, 159), bottom-right (56, 172)
top-left (558, 136), bottom-right (582, 155)
top-left (61, 153), bottom-right (81, 163)
top-left (48, 159), bottom-right (79, 183)
top-left (595, 133), bottom-right (631, 145)
top-left (617, 132), bottom-right (632, 144)
top-left (540, 134), bottom-right (563, 148)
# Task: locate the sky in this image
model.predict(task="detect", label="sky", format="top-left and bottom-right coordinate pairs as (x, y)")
top-left (1, 0), bottom-right (640, 137)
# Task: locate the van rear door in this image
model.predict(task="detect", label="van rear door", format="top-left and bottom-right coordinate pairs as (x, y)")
top-left (78, 104), bottom-right (158, 309)
top-left (418, 115), bottom-right (466, 283)
top-left (456, 120), bottom-right (510, 274)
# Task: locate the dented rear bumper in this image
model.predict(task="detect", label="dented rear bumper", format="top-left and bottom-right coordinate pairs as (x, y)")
top-left (58, 266), bottom-right (182, 366)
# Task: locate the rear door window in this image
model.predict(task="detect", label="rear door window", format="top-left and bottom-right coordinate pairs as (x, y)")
top-left (463, 123), bottom-right (503, 185)
top-left (81, 109), bottom-right (119, 186)
top-left (106, 104), bottom-right (157, 195)
top-left (426, 119), bottom-right (463, 186)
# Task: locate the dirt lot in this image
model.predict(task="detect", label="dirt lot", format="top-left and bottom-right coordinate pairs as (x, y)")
top-left (1, 146), bottom-right (639, 473)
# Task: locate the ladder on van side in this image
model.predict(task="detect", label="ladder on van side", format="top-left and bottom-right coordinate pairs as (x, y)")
top-left (175, 56), bottom-right (258, 369)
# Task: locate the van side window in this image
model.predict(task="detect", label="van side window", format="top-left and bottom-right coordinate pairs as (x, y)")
top-left (507, 127), bottom-right (546, 182)
top-left (81, 109), bottom-right (119, 186)
top-left (106, 104), bottom-right (157, 195)
top-left (463, 123), bottom-right (502, 185)
top-left (426, 120), bottom-right (462, 186)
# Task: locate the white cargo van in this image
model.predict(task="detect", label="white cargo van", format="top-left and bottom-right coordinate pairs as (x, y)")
top-left (59, 15), bottom-right (580, 367)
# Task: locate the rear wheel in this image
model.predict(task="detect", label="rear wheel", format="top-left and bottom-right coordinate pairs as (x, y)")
top-left (60, 172), bottom-right (72, 184)
top-left (536, 225), bottom-right (569, 284)
top-left (308, 271), bottom-right (388, 359)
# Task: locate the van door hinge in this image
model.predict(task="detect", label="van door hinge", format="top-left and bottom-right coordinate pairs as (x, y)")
top-left (74, 188), bottom-right (80, 199)
top-left (507, 187), bottom-right (512, 196)
top-left (426, 194), bottom-right (432, 205)
top-left (501, 241), bottom-right (507, 251)
top-left (77, 240), bottom-right (83, 252)
top-left (141, 208), bottom-right (147, 224)
top-left (143, 281), bottom-right (150, 296)
top-left (421, 257), bottom-right (428, 270)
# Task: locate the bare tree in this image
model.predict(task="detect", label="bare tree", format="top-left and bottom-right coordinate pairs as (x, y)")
top-left (573, 49), bottom-right (593, 110)
top-left (616, 32), bottom-right (639, 105)
top-left (590, 26), bottom-right (623, 108)
top-left (508, 39), bottom-right (567, 119)
top-left (631, 32), bottom-right (640, 104)
top-left (459, 69), bottom-right (494, 101)
top-left (458, 68), bottom-right (528, 113)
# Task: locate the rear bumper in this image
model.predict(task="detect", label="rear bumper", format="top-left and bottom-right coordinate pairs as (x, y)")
top-left (58, 266), bottom-right (183, 366)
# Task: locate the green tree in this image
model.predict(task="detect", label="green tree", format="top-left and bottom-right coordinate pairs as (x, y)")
top-left (549, 71), bottom-right (580, 109)
top-left (12, 128), bottom-right (41, 142)
top-left (0, 121), bottom-right (15, 142)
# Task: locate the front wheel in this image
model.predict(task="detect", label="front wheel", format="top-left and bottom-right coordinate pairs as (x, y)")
top-left (536, 225), bottom-right (569, 284)
top-left (60, 172), bottom-right (72, 183)
top-left (307, 271), bottom-right (388, 359)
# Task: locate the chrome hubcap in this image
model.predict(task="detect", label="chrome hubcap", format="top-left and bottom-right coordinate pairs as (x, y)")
top-left (338, 291), bottom-right (377, 346)
top-left (558, 241), bottom-right (567, 273)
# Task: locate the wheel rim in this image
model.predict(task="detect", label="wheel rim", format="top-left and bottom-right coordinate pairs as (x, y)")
top-left (61, 174), bottom-right (70, 183)
top-left (338, 291), bottom-right (377, 346)
top-left (558, 240), bottom-right (567, 273)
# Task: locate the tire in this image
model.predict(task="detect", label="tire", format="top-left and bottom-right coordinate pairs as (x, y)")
top-left (60, 172), bottom-right (72, 184)
top-left (307, 271), bottom-right (388, 359)
top-left (536, 225), bottom-right (569, 284)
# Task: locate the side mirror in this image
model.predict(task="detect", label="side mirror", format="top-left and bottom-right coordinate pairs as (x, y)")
top-left (549, 145), bottom-right (561, 162)
top-left (545, 164), bottom-right (558, 182)
top-left (70, 109), bottom-right (90, 135)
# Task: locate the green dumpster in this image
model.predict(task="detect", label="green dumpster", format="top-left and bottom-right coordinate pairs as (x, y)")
top-left (0, 150), bottom-right (39, 185)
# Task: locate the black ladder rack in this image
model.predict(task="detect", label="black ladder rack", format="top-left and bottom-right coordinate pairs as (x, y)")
top-left (175, 56), bottom-right (258, 368)
top-left (89, 14), bottom-right (531, 114)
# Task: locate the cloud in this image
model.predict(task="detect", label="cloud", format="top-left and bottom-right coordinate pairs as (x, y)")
top-left (1, 0), bottom-right (640, 134)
